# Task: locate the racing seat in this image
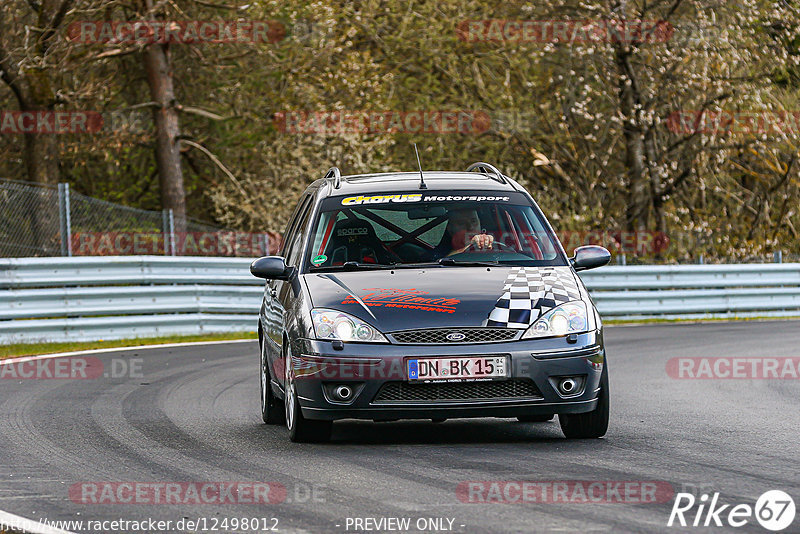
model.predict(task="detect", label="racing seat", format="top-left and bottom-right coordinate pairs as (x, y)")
top-left (323, 218), bottom-right (396, 265)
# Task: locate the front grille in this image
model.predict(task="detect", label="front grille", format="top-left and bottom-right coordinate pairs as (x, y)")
top-left (390, 328), bottom-right (520, 344)
top-left (373, 379), bottom-right (541, 403)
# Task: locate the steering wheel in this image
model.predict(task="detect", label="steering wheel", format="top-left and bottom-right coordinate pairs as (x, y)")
top-left (464, 240), bottom-right (514, 253)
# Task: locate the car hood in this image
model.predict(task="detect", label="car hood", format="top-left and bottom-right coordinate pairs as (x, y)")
top-left (303, 266), bottom-right (582, 332)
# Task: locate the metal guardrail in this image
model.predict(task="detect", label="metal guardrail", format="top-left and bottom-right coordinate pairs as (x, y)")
top-left (580, 264), bottom-right (800, 320)
top-left (0, 257), bottom-right (257, 343)
top-left (0, 256), bottom-right (259, 288)
top-left (1, 258), bottom-right (799, 344)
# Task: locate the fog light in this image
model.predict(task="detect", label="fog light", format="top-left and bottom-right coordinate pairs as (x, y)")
top-left (548, 375), bottom-right (586, 397)
top-left (559, 377), bottom-right (577, 395)
top-left (333, 385), bottom-right (353, 401)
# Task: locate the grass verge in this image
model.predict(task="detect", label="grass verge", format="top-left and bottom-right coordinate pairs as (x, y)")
top-left (605, 315), bottom-right (800, 325)
top-left (3, 316), bottom-right (798, 359)
top-left (0, 331), bottom-right (257, 360)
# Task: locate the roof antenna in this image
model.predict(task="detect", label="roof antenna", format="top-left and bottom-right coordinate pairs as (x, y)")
top-left (413, 143), bottom-right (427, 189)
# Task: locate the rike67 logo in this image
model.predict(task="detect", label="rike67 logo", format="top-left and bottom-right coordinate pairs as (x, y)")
top-left (668, 490), bottom-right (796, 531)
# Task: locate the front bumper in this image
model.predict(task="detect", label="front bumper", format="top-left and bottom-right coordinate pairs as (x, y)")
top-left (290, 331), bottom-right (605, 421)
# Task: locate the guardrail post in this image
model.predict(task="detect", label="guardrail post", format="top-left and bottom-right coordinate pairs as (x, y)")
top-left (162, 209), bottom-right (177, 256)
top-left (774, 251), bottom-right (783, 263)
top-left (57, 183), bottom-right (72, 257)
top-left (162, 210), bottom-right (170, 256)
top-left (617, 254), bottom-right (626, 266)
top-left (168, 209), bottom-right (176, 256)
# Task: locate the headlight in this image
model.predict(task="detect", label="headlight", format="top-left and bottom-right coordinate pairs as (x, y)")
top-left (311, 309), bottom-right (388, 343)
top-left (521, 301), bottom-right (589, 339)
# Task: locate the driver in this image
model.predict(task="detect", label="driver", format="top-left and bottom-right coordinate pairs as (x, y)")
top-left (432, 208), bottom-right (494, 258)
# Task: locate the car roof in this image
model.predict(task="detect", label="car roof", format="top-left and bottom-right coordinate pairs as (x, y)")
top-left (308, 171), bottom-right (522, 197)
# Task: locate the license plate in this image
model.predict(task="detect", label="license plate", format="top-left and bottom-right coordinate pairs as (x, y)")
top-left (407, 356), bottom-right (509, 382)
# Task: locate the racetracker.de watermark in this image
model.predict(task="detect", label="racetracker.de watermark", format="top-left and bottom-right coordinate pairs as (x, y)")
top-left (558, 230), bottom-right (668, 257)
top-left (456, 480), bottom-right (675, 504)
top-left (278, 353), bottom-right (604, 382)
top-left (0, 110), bottom-right (151, 134)
top-left (666, 357), bottom-right (800, 379)
top-left (67, 21), bottom-right (286, 44)
top-left (273, 111), bottom-right (491, 135)
top-left (0, 357), bottom-right (142, 380)
top-left (456, 20), bottom-right (674, 43)
top-left (667, 110), bottom-right (800, 137)
top-left (71, 231), bottom-right (278, 257)
top-left (69, 482), bottom-right (287, 505)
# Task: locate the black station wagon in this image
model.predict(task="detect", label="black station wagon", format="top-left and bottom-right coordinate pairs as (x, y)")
top-left (251, 163), bottom-right (611, 442)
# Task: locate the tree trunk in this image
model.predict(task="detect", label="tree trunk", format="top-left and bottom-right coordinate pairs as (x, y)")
top-left (22, 107), bottom-right (62, 255)
top-left (614, 45), bottom-right (650, 232)
top-left (143, 42), bottom-right (187, 233)
top-left (22, 116), bottom-right (61, 185)
top-left (2, 58), bottom-right (62, 185)
top-left (11, 74), bottom-right (61, 254)
top-left (1, 0), bottom-right (74, 254)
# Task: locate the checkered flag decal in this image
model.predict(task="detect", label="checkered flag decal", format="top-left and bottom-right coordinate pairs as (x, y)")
top-left (485, 267), bottom-right (581, 328)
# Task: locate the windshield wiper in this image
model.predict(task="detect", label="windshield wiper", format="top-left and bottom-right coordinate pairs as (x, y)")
top-left (311, 261), bottom-right (394, 271)
top-left (339, 261), bottom-right (397, 270)
top-left (437, 257), bottom-right (502, 267)
top-left (314, 259), bottom-right (503, 270)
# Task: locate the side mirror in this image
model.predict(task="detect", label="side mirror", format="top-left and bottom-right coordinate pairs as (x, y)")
top-left (250, 256), bottom-right (291, 280)
top-left (571, 245), bottom-right (611, 272)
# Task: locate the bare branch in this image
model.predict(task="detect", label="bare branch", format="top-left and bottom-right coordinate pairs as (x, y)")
top-left (658, 166), bottom-right (692, 198)
top-left (0, 35), bottom-right (25, 105)
top-left (92, 48), bottom-right (145, 60)
top-left (181, 139), bottom-right (247, 197)
top-left (190, 0), bottom-right (244, 10)
top-left (662, 0), bottom-right (684, 21)
top-left (176, 105), bottom-right (229, 121)
top-left (40, 0), bottom-right (74, 54)
top-left (121, 101), bottom-right (159, 110)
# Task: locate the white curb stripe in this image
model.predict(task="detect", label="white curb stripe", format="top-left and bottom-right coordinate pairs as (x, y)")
top-left (0, 340), bottom-right (256, 531)
top-left (0, 339), bottom-right (256, 367)
top-left (0, 509), bottom-right (75, 534)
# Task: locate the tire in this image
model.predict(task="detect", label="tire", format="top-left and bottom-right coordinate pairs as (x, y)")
top-left (284, 344), bottom-right (332, 443)
top-left (260, 339), bottom-right (284, 424)
top-left (559, 366), bottom-right (609, 439)
top-left (517, 414), bottom-right (554, 423)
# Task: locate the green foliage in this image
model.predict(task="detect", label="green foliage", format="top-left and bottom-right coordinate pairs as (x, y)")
top-left (0, 332), bottom-right (257, 359)
top-left (1, 0), bottom-right (799, 261)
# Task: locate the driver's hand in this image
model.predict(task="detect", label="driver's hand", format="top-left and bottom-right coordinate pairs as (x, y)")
top-left (470, 233), bottom-right (494, 250)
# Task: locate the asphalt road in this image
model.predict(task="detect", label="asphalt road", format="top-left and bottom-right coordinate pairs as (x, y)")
top-left (1, 322), bottom-right (799, 534)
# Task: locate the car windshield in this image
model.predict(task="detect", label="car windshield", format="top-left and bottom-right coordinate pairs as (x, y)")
top-left (305, 191), bottom-right (567, 270)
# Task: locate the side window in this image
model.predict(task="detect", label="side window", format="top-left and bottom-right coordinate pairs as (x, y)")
top-left (286, 198), bottom-right (314, 267)
top-left (309, 210), bottom-right (346, 257)
top-left (281, 195), bottom-right (311, 259)
top-left (516, 206), bottom-right (557, 259)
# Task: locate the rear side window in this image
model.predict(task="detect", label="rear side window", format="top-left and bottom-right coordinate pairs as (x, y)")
top-left (282, 194), bottom-right (312, 263)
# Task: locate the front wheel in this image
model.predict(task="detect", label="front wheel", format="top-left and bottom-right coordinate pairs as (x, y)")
top-left (284, 344), bottom-right (332, 443)
top-left (559, 366), bottom-right (609, 439)
top-left (260, 339), bottom-right (283, 424)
